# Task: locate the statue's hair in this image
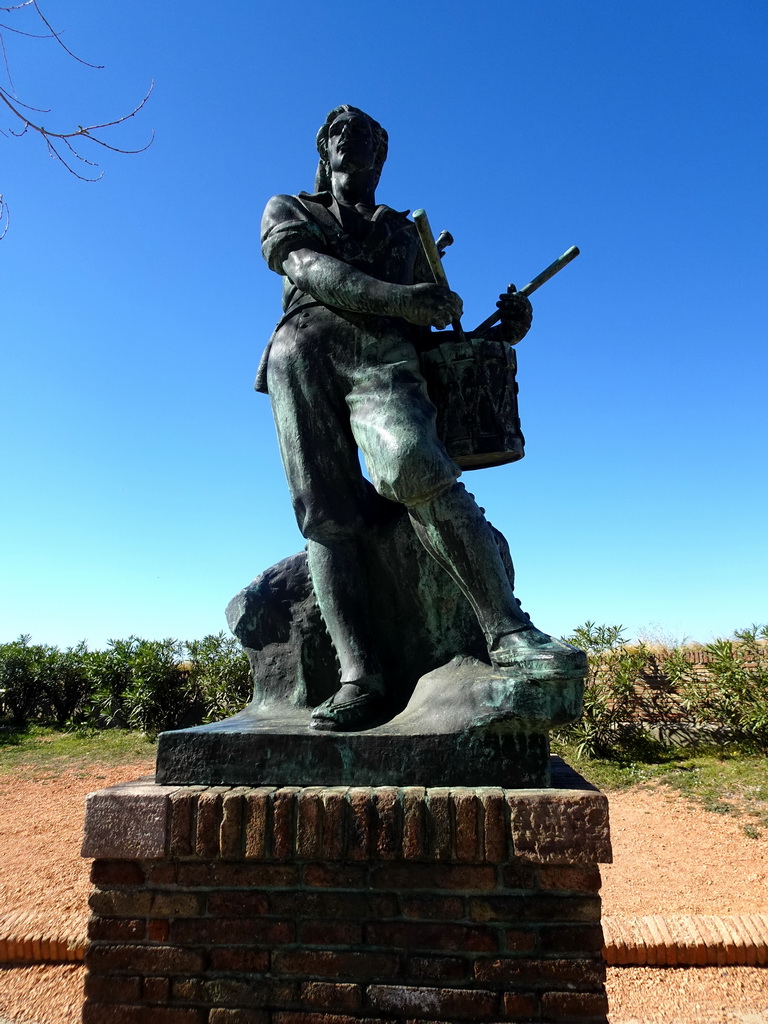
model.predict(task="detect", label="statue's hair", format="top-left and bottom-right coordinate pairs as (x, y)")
top-left (314, 105), bottom-right (388, 193)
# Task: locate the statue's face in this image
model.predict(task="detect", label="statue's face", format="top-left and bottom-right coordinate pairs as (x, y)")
top-left (327, 112), bottom-right (377, 175)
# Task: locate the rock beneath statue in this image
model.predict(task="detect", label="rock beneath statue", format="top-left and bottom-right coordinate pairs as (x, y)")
top-left (155, 500), bottom-right (583, 787)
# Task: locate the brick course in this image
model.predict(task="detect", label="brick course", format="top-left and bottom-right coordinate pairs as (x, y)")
top-left (83, 776), bottom-right (610, 1022)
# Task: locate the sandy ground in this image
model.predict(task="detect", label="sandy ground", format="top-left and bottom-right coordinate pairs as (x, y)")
top-left (0, 761), bottom-right (766, 1024)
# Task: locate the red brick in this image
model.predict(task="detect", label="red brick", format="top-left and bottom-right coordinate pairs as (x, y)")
top-left (274, 1017), bottom-right (387, 1024)
top-left (539, 924), bottom-right (605, 954)
top-left (300, 981), bottom-right (363, 1012)
top-left (502, 861), bottom-right (540, 890)
top-left (502, 990), bottom-right (539, 1017)
top-left (426, 788), bottom-right (452, 860)
top-left (271, 890), bottom-right (397, 920)
top-left (538, 865), bottom-right (602, 892)
top-left (297, 788), bottom-right (325, 859)
top-left (452, 789), bottom-right (481, 862)
top-left (401, 895), bottom-right (464, 920)
top-left (87, 943), bottom-right (205, 975)
top-left (207, 891), bottom-right (270, 917)
top-left (88, 890), bottom-right (153, 916)
top-left (368, 983), bottom-right (498, 1018)
top-left (196, 788), bottom-right (225, 857)
top-left (474, 956), bottom-right (604, 987)
top-left (176, 862), bottom-right (298, 887)
top-left (244, 788), bottom-right (275, 859)
top-left (84, 973), bottom-right (142, 1003)
top-left (221, 790), bottom-right (249, 858)
top-left (148, 918), bottom-right (170, 942)
top-left (270, 981), bottom-right (301, 1005)
top-left (366, 921), bottom-right (497, 953)
top-left (273, 1016), bottom-right (367, 1024)
top-left (470, 894), bottom-right (600, 923)
top-left (273, 950), bottom-right (399, 981)
top-left (372, 787), bottom-right (400, 859)
top-left (145, 861), bottom-right (177, 885)
top-left (507, 792), bottom-right (611, 865)
top-left (346, 788), bottom-right (373, 860)
top-left (299, 919), bottom-right (363, 946)
top-left (83, 1007), bottom-right (206, 1024)
top-left (541, 989), bottom-right (609, 1017)
top-left (302, 863), bottom-right (367, 888)
top-left (203, 976), bottom-right (270, 1007)
top-left (272, 787), bottom-right (301, 859)
top-left (503, 929), bottom-right (538, 953)
top-left (401, 787), bottom-right (427, 859)
top-left (372, 863), bottom-right (496, 891)
top-left (87, 917), bottom-right (145, 941)
top-left (172, 917), bottom-right (294, 945)
top-left (90, 860), bottom-right (145, 886)
top-left (168, 789), bottom-right (201, 856)
top-left (479, 788), bottom-right (507, 862)
top-left (150, 891), bottom-right (204, 917)
top-left (143, 975), bottom-right (171, 1003)
top-left (402, 955), bottom-right (470, 982)
top-left (171, 977), bottom-right (207, 1001)
top-left (209, 1011), bottom-right (269, 1024)
top-left (319, 788), bottom-right (348, 860)
top-left (208, 948), bottom-right (269, 972)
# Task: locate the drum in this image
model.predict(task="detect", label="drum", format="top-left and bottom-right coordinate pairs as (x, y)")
top-left (420, 336), bottom-right (525, 470)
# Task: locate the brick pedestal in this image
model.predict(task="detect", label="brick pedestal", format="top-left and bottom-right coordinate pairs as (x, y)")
top-left (81, 761), bottom-right (611, 1023)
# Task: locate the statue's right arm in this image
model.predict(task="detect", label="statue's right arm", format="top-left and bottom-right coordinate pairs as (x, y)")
top-left (282, 248), bottom-right (460, 328)
top-left (260, 195), bottom-right (460, 328)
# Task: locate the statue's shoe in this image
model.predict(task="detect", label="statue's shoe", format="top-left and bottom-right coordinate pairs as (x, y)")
top-left (309, 691), bottom-right (384, 732)
top-left (489, 627), bottom-right (587, 680)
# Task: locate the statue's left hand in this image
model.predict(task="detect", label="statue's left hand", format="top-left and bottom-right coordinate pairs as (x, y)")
top-left (492, 289), bottom-right (533, 344)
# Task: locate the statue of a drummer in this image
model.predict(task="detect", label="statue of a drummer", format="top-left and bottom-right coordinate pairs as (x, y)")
top-left (257, 104), bottom-right (585, 731)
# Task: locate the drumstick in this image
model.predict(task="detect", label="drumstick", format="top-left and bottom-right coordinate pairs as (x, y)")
top-left (472, 246), bottom-right (580, 337)
top-left (412, 209), bottom-right (466, 343)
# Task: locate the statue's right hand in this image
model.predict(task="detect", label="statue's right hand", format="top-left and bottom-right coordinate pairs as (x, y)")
top-left (401, 283), bottom-right (463, 328)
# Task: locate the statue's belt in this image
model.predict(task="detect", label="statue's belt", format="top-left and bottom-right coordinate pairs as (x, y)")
top-left (274, 299), bottom-right (324, 332)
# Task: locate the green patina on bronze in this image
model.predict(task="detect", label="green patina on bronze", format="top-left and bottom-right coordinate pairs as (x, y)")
top-left (156, 105), bottom-right (584, 787)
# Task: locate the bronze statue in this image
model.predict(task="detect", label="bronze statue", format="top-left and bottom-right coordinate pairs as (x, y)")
top-left (257, 104), bottom-right (585, 731)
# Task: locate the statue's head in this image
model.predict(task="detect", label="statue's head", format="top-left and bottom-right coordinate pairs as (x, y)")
top-left (315, 105), bottom-right (388, 193)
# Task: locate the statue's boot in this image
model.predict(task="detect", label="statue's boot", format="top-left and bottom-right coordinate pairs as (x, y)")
top-left (409, 482), bottom-right (586, 680)
top-left (306, 539), bottom-right (386, 731)
top-left (309, 678), bottom-right (386, 731)
top-left (487, 625), bottom-right (586, 679)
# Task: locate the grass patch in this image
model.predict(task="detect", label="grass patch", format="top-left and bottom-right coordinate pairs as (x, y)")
top-left (0, 725), bottom-right (157, 777)
top-left (553, 738), bottom-right (768, 829)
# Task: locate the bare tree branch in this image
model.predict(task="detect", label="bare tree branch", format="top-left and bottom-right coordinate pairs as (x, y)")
top-left (1, 2), bottom-right (153, 203)
top-left (0, 84), bottom-right (50, 112)
top-left (0, 22), bottom-right (56, 39)
top-left (0, 27), bottom-right (15, 94)
top-left (29, 0), bottom-right (103, 69)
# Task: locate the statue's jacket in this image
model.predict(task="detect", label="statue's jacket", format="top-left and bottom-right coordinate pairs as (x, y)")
top-left (256, 190), bottom-right (431, 394)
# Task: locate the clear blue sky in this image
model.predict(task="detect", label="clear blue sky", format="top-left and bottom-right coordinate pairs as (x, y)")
top-left (1, 0), bottom-right (766, 649)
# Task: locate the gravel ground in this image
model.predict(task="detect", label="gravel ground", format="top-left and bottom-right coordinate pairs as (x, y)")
top-left (0, 761), bottom-right (766, 1023)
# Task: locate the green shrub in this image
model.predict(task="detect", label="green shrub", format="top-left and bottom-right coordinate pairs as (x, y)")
top-left (556, 621), bottom-right (685, 758)
top-left (677, 624), bottom-right (768, 752)
top-left (118, 637), bottom-right (187, 736)
top-left (557, 621), bottom-right (768, 757)
top-left (186, 632), bottom-right (252, 721)
top-left (1, 632), bottom-right (256, 734)
top-left (39, 641), bottom-right (100, 727)
top-left (0, 635), bottom-right (47, 727)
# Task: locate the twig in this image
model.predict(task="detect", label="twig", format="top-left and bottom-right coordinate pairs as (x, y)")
top-left (1, 81), bottom-right (154, 179)
top-left (0, 1), bottom-right (154, 221)
top-left (0, 193), bottom-right (8, 240)
top-left (30, 0), bottom-right (103, 68)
